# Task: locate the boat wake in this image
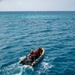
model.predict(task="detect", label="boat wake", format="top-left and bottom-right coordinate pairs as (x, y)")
top-left (42, 62), bottom-right (53, 72)
top-left (15, 65), bottom-right (34, 75)
top-left (34, 62), bottom-right (53, 75)
top-left (1, 61), bottom-right (34, 75)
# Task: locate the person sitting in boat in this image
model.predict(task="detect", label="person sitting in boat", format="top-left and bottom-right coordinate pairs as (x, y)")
top-left (25, 55), bottom-right (31, 64)
top-left (35, 48), bottom-right (42, 59)
top-left (30, 50), bottom-right (35, 62)
top-left (39, 48), bottom-right (42, 55)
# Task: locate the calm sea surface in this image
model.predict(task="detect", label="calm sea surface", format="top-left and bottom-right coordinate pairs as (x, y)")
top-left (0, 11), bottom-right (75, 75)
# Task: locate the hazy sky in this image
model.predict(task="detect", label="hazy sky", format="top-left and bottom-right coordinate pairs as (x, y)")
top-left (0, 0), bottom-right (75, 11)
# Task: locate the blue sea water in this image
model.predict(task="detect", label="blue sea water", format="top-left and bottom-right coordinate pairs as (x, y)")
top-left (0, 11), bottom-right (75, 75)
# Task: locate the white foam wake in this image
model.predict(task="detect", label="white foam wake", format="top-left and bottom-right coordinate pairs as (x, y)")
top-left (15, 65), bottom-right (34, 75)
top-left (42, 62), bottom-right (53, 69)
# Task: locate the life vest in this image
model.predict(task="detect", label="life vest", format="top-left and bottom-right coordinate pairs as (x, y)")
top-left (35, 49), bottom-right (41, 55)
top-left (30, 51), bottom-right (34, 55)
top-left (40, 51), bottom-right (42, 55)
top-left (30, 51), bottom-right (35, 58)
top-left (36, 49), bottom-right (42, 55)
top-left (35, 50), bottom-right (39, 54)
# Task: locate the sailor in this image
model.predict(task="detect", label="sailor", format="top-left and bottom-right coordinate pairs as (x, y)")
top-left (25, 56), bottom-right (31, 64)
top-left (39, 48), bottom-right (42, 55)
top-left (30, 50), bottom-right (35, 62)
top-left (35, 48), bottom-right (42, 58)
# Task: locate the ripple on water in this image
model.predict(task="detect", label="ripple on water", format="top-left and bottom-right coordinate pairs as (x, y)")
top-left (0, 12), bottom-right (75, 75)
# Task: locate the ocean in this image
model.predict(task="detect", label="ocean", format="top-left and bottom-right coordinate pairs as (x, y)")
top-left (0, 11), bottom-right (75, 75)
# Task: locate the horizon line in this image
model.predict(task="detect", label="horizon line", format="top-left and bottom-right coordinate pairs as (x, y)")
top-left (0, 10), bottom-right (75, 12)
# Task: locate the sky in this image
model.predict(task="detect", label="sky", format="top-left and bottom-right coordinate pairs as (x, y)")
top-left (0, 0), bottom-right (75, 11)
